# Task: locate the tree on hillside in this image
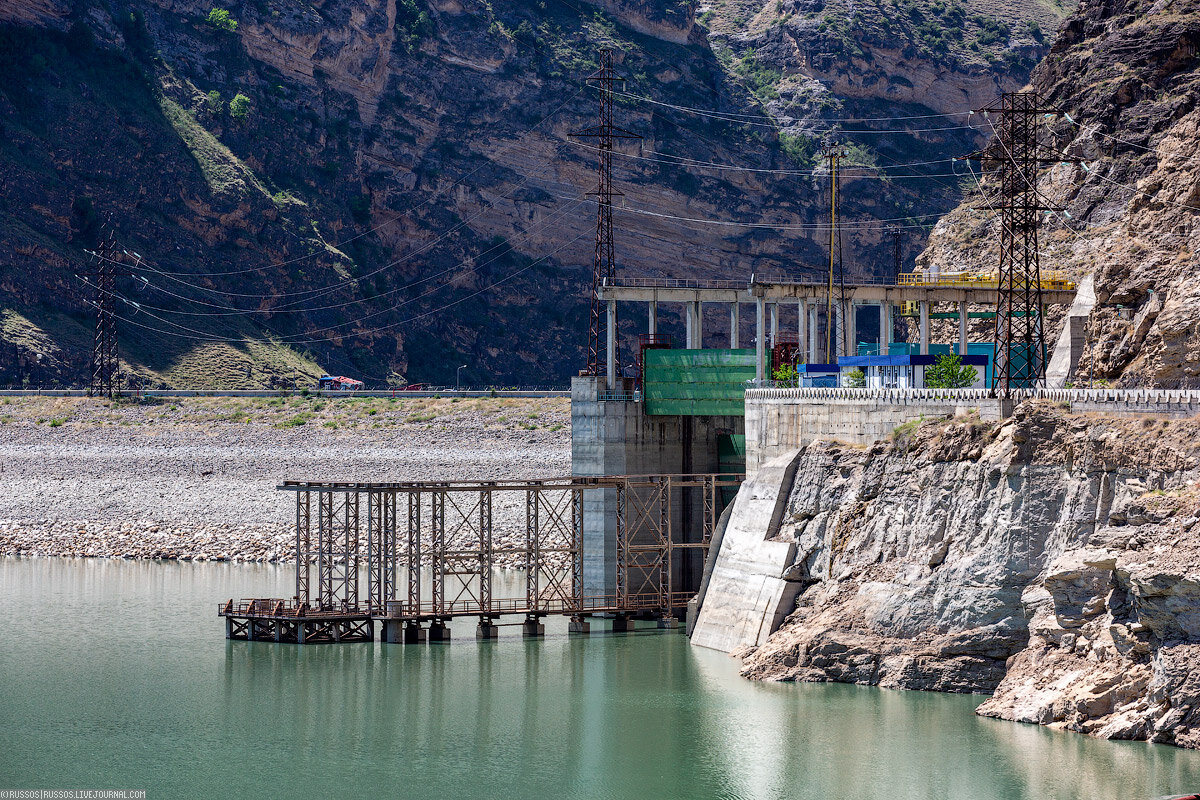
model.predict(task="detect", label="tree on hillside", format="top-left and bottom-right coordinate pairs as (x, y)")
top-left (925, 353), bottom-right (978, 388)
top-left (229, 92), bottom-right (251, 121)
top-left (206, 8), bottom-right (238, 32)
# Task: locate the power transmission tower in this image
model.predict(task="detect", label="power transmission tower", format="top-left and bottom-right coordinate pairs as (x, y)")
top-left (570, 48), bottom-right (641, 379)
top-left (968, 91), bottom-right (1079, 397)
top-left (887, 225), bottom-right (902, 280)
top-left (82, 227), bottom-right (138, 397)
top-left (821, 144), bottom-right (848, 361)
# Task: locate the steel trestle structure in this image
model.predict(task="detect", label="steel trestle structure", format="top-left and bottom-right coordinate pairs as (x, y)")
top-left (220, 475), bottom-right (742, 644)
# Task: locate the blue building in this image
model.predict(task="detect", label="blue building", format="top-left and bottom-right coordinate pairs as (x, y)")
top-left (838, 352), bottom-right (991, 389)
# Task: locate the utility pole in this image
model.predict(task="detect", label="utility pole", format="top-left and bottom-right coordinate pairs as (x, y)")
top-left (821, 144), bottom-right (847, 362)
top-left (570, 48), bottom-right (642, 378)
top-left (81, 227), bottom-right (138, 398)
top-left (968, 91), bottom-right (1080, 398)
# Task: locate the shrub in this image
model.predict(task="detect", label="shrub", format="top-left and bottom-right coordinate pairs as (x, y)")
top-left (925, 353), bottom-right (978, 388)
top-left (772, 364), bottom-right (799, 385)
top-left (844, 368), bottom-right (866, 388)
top-left (205, 89), bottom-right (222, 114)
top-left (229, 92), bottom-right (251, 121)
top-left (206, 8), bottom-right (238, 32)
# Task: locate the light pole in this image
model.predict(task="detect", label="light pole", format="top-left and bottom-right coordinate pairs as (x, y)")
top-left (456, 364), bottom-right (468, 391)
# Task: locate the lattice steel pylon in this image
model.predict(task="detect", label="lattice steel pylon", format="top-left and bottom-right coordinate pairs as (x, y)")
top-left (83, 227), bottom-right (137, 397)
top-left (968, 91), bottom-right (1079, 397)
top-left (570, 48), bottom-right (641, 378)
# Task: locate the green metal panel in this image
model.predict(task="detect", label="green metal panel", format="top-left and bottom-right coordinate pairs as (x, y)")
top-left (643, 349), bottom-right (761, 416)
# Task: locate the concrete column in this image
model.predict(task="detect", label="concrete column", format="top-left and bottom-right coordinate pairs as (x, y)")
top-left (612, 615), bottom-right (635, 633)
top-left (843, 301), bottom-right (855, 357)
top-left (729, 303), bottom-right (739, 349)
top-left (648, 300), bottom-right (657, 336)
top-left (879, 303), bottom-right (891, 356)
top-left (755, 297), bottom-right (766, 382)
top-left (958, 299), bottom-right (968, 356)
top-left (476, 619), bottom-right (499, 640)
top-left (568, 615), bottom-right (591, 634)
top-left (522, 615), bottom-right (545, 637)
top-left (770, 303), bottom-right (779, 347)
top-left (919, 300), bottom-right (930, 355)
top-left (428, 620), bottom-right (451, 642)
top-left (606, 299), bottom-right (617, 389)
top-left (798, 300), bottom-right (807, 363)
top-left (808, 304), bottom-right (819, 363)
top-left (686, 301), bottom-right (702, 349)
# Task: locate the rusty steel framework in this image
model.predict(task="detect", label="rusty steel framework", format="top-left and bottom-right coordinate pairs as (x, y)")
top-left (570, 48), bottom-right (641, 377)
top-left (969, 91), bottom-right (1079, 397)
top-left (220, 475), bottom-right (742, 643)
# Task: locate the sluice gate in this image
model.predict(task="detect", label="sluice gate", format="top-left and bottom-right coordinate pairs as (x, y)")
top-left (220, 474), bottom-right (741, 644)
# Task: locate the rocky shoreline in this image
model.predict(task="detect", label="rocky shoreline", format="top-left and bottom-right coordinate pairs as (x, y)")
top-left (0, 396), bottom-right (570, 565)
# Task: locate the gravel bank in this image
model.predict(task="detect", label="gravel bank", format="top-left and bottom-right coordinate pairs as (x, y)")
top-left (0, 397), bottom-right (570, 563)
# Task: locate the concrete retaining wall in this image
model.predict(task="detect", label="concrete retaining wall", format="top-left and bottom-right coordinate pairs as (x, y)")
top-left (745, 387), bottom-right (1200, 473)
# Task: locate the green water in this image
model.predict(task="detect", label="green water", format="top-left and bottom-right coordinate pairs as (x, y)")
top-left (2, 558), bottom-right (1199, 799)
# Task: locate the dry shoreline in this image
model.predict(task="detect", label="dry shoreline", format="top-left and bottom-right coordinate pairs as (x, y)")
top-left (0, 396), bottom-right (570, 563)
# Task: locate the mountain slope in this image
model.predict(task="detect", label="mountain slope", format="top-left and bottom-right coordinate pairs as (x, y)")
top-left (0, 0), bottom-right (1059, 387)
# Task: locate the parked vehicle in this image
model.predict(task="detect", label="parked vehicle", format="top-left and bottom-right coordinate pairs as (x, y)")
top-left (316, 375), bottom-right (364, 391)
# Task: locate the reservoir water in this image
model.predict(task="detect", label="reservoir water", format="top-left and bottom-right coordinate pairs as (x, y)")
top-left (3, 557), bottom-right (1199, 799)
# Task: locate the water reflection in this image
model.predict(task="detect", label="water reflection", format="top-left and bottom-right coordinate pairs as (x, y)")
top-left (2, 557), bottom-right (1199, 799)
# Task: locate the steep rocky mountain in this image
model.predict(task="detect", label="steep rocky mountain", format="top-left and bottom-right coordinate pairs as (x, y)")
top-left (918, 0), bottom-right (1200, 387)
top-left (0, 0), bottom-right (1061, 387)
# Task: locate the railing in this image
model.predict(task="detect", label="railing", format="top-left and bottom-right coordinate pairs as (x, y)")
top-left (599, 391), bottom-right (641, 402)
top-left (898, 270), bottom-right (1077, 291)
top-left (745, 386), bottom-right (1200, 407)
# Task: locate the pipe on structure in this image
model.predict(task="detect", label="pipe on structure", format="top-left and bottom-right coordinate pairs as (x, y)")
top-left (808, 303), bottom-right (819, 363)
top-left (649, 300), bottom-right (657, 336)
top-left (729, 303), bottom-right (739, 349)
top-left (607, 299), bottom-right (617, 389)
top-left (756, 297), bottom-right (766, 382)
top-left (770, 303), bottom-right (779, 348)
top-left (919, 301), bottom-right (930, 356)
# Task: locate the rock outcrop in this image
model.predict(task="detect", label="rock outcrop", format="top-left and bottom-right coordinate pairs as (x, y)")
top-left (917, 0), bottom-right (1200, 388)
top-left (724, 402), bottom-right (1200, 747)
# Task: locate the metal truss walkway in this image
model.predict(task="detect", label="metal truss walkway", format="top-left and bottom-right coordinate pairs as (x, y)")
top-left (220, 474), bottom-right (742, 644)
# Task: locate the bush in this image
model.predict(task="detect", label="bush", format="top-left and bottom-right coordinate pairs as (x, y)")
top-left (772, 364), bottom-right (799, 385)
top-left (205, 89), bottom-right (222, 114)
top-left (925, 353), bottom-right (978, 388)
top-left (844, 368), bottom-right (866, 388)
top-left (229, 92), bottom-right (251, 121)
top-left (206, 8), bottom-right (238, 32)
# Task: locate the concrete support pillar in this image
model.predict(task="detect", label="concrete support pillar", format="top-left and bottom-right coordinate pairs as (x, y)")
top-left (808, 304), bottom-right (819, 363)
top-left (729, 303), bottom-right (739, 348)
top-left (770, 303), bottom-right (779, 347)
top-left (612, 615), bottom-right (635, 633)
top-left (958, 299), bottom-right (968, 356)
top-left (657, 616), bottom-right (678, 629)
top-left (843, 301), bottom-right (855, 357)
top-left (648, 300), bottom-right (657, 336)
top-left (401, 621), bottom-right (425, 644)
top-left (755, 297), bottom-right (766, 383)
top-left (881, 303), bottom-right (893, 356)
top-left (296, 621), bottom-right (307, 645)
top-left (919, 300), bottom-right (930, 355)
top-left (568, 615), bottom-right (591, 634)
top-left (606, 299), bottom-right (617, 390)
top-left (522, 615), bottom-right (545, 637)
top-left (798, 300), bottom-right (807, 363)
top-left (428, 620), bottom-right (450, 642)
top-left (476, 619), bottom-right (499, 640)
top-left (685, 301), bottom-right (702, 349)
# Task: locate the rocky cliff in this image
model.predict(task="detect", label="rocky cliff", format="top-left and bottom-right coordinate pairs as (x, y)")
top-left (0, 0), bottom-right (1053, 387)
top-left (733, 401), bottom-right (1200, 748)
top-left (917, 0), bottom-right (1200, 388)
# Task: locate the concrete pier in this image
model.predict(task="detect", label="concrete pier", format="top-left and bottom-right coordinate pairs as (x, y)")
top-left (522, 615), bottom-right (546, 637)
top-left (568, 615), bottom-right (591, 634)
top-left (476, 619), bottom-right (499, 640)
top-left (428, 620), bottom-right (451, 642)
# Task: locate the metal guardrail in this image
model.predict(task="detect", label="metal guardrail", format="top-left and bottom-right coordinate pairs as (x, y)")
top-left (746, 386), bottom-right (1200, 406)
top-left (897, 271), bottom-right (1076, 291)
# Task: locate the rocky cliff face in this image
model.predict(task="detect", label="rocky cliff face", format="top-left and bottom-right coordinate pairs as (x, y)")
top-left (738, 402), bottom-right (1200, 748)
top-left (0, 0), bottom-right (1050, 387)
top-left (917, 0), bottom-right (1200, 388)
